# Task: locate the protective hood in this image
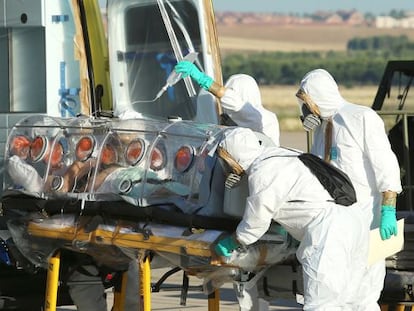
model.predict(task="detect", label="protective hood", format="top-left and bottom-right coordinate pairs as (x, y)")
top-left (219, 128), bottom-right (263, 171)
top-left (299, 69), bottom-right (346, 118)
top-left (224, 74), bottom-right (262, 110)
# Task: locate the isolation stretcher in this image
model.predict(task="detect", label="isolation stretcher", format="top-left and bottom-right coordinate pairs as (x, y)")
top-left (2, 115), bottom-right (296, 310)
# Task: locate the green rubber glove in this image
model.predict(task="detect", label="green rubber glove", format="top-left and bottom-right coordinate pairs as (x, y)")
top-left (380, 205), bottom-right (398, 240)
top-left (214, 235), bottom-right (240, 257)
top-left (174, 61), bottom-right (214, 90)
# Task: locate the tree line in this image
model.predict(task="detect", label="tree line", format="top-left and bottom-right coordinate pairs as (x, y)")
top-left (221, 35), bottom-right (414, 86)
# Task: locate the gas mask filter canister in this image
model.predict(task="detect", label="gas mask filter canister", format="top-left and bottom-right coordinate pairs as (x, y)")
top-left (216, 146), bottom-right (244, 188)
top-left (296, 89), bottom-right (322, 132)
top-left (300, 103), bottom-right (322, 132)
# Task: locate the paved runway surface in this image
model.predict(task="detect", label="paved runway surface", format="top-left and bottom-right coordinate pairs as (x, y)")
top-left (58, 267), bottom-right (303, 310)
top-left (279, 131), bottom-right (308, 151)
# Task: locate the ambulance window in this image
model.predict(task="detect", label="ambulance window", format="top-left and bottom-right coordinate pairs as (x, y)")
top-left (123, 0), bottom-right (202, 120)
top-left (125, 1), bottom-right (201, 49)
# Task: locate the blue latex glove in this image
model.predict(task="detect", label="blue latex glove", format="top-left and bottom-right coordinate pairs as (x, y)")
top-left (380, 205), bottom-right (398, 240)
top-left (174, 61), bottom-right (214, 90)
top-left (214, 235), bottom-right (240, 257)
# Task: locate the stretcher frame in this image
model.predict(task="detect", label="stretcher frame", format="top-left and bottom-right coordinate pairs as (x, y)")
top-left (28, 219), bottom-right (222, 311)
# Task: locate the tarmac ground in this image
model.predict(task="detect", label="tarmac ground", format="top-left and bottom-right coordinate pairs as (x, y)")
top-left (57, 267), bottom-right (303, 310)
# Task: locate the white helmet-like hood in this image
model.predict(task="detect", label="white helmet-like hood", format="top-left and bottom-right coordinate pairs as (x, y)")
top-left (224, 74), bottom-right (262, 110)
top-left (299, 69), bottom-right (346, 118)
top-left (219, 127), bottom-right (263, 172)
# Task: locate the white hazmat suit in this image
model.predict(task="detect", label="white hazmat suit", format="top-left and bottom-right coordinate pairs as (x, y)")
top-left (298, 68), bottom-right (402, 310)
top-left (217, 127), bottom-right (370, 310)
top-left (220, 74), bottom-right (280, 146)
top-left (220, 74), bottom-right (279, 310)
top-left (173, 62), bottom-right (280, 147)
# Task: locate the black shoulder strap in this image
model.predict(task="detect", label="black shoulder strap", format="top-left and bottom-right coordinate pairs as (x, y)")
top-left (260, 152), bottom-right (357, 206)
top-left (298, 153), bottom-right (356, 206)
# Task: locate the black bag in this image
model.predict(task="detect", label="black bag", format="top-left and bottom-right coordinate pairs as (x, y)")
top-left (298, 153), bottom-right (356, 206)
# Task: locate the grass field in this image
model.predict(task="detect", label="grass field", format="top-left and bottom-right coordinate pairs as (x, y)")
top-left (215, 24), bottom-right (403, 130)
top-left (216, 24), bottom-right (414, 53)
top-left (259, 84), bottom-right (378, 131)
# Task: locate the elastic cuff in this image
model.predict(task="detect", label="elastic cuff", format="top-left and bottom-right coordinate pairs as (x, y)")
top-left (234, 233), bottom-right (246, 248)
top-left (199, 76), bottom-right (214, 90)
top-left (381, 205), bottom-right (396, 212)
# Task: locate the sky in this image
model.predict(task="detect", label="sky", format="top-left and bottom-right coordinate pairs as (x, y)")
top-left (211, 0), bottom-right (414, 15)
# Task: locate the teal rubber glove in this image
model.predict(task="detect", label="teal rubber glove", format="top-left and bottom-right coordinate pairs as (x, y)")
top-left (174, 61), bottom-right (214, 90)
top-left (214, 235), bottom-right (240, 257)
top-left (380, 205), bottom-right (398, 240)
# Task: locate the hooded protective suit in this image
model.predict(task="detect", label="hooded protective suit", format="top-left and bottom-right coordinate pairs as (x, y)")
top-left (218, 127), bottom-right (369, 310)
top-left (220, 74), bottom-right (280, 146)
top-left (299, 69), bottom-right (402, 310)
top-left (174, 63), bottom-right (280, 146)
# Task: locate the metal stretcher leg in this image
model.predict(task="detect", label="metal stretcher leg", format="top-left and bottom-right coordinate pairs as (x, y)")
top-left (45, 251), bottom-right (61, 311)
top-left (113, 271), bottom-right (128, 311)
top-left (140, 257), bottom-right (151, 311)
top-left (208, 289), bottom-right (220, 311)
top-left (180, 272), bottom-right (189, 306)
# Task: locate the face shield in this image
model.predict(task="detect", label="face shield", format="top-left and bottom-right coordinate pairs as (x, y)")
top-left (296, 89), bottom-right (322, 132)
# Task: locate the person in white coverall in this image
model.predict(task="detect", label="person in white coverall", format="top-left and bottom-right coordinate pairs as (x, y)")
top-left (220, 74), bottom-right (278, 310)
top-left (296, 68), bottom-right (402, 310)
top-left (174, 61), bottom-right (280, 146)
top-left (174, 62), bottom-right (279, 310)
top-left (214, 127), bottom-right (370, 310)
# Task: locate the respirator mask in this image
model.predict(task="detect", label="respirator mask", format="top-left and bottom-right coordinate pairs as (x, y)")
top-left (216, 146), bottom-right (245, 188)
top-left (296, 89), bottom-right (322, 132)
